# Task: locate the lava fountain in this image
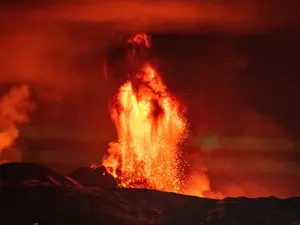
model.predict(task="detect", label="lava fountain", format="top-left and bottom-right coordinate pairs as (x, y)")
top-left (102, 33), bottom-right (188, 193)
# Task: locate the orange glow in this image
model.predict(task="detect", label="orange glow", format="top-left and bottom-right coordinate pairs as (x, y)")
top-left (103, 66), bottom-right (187, 192)
top-left (102, 33), bottom-right (220, 198)
top-left (103, 34), bottom-right (188, 193)
top-left (0, 85), bottom-right (34, 163)
top-left (128, 33), bottom-right (151, 48)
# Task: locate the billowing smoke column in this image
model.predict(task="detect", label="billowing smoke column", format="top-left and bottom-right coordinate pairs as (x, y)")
top-left (0, 85), bottom-right (34, 164)
top-left (102, 33), bottom-right (188, 193)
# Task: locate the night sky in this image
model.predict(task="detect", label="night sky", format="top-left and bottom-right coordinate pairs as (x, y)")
top-left (1, 0), bottom-right (300, 197)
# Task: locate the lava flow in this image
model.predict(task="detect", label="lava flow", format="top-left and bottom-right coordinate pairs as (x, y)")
top-left (103, 33), bottom-right (188, 193)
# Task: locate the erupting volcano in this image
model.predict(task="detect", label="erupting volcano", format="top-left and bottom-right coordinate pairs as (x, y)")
top-left (102, 33), bottom-right (188, 193)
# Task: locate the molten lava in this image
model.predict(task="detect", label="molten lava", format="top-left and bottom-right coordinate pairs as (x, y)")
top-left (103, 34), bottom-right (188, 193)
top-left (101, 33), bottom-right (223, 198)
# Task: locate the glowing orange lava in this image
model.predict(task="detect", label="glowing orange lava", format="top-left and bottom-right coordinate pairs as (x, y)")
top-left (102, 33), bottom-right (222, 198)
top-left (103, 34), bottom-right (188, 192)
top-left (103, 64), bottom-right (188, 192)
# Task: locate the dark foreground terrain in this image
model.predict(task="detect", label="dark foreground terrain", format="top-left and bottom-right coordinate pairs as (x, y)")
top-left (1, 163), bottom-right (300, 225)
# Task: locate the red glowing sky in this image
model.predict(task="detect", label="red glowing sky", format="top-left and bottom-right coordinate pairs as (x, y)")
top-left (0, 0), bottom-right (300, 197)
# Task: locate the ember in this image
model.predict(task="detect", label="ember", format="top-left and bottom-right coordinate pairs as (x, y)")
top-left (102, 33), bottom-right (216, 197)
top-left (102, 33), bottom-right (188, 192)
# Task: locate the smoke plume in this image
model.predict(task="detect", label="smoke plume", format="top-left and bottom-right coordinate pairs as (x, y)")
top-left (0, 85), bottom-right (35, 163)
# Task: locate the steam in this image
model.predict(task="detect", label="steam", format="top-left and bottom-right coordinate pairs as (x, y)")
top-left (0, 85), bottom-right (35, 163)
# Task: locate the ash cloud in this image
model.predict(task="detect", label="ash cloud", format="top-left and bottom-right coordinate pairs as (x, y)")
top-left (2, 0), bottom-right (300, 33)
top-left (35, 1), bottom-right (300, 33)
top-left (0, 0), bottom-right (298, 100)
top-left (0, 21), bottom-right (91, 101)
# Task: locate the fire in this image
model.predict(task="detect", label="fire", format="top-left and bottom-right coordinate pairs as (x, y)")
top-left (103, 34), bottom-right (188, 192)
top-left (0, 85), bottom-right (34, 164)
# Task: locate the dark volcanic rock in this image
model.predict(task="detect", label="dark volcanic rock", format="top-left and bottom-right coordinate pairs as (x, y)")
top-left (68, 166), bottom-right (117, 189)
top-left (0, 185), bottom-right (161, 225)
top-left (1, 163), bottom-right (300, 225)
top-left (0, 162), bottom-right (81, 187)
top-left (1, 183), bottom-right (300, 225)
